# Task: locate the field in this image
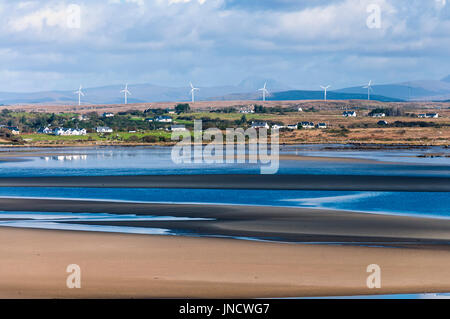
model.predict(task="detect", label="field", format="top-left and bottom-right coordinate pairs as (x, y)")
top-left (2, 99), bottom-right (449, 146)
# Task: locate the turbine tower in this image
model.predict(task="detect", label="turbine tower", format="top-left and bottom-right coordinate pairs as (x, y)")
top-left (120, 83), bottom-right (132, 104)
top-left (258, 82), bottom-right (269, 101)
top-left (320, 85), bottom-right (331, 101)
top-left (74, 85), bottom-right (85, 106)
top-left (363, 80), bottom-right (373, 100)
top-left (190, 82), bottom-right (199, 103)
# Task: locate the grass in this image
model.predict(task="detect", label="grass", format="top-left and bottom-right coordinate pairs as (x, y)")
top-left (23, 131), bottom-right (173, 142)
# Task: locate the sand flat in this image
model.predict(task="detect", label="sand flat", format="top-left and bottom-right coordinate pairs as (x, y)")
top-left (0, 227), bottom-right (449, 298)
top-left (0, 174), bottom-right (449, 191)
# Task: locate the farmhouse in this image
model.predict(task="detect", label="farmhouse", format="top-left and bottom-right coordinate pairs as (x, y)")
top-left (316, 123), bottom-right (327, 129)
top-left (154, 116), bottom-right (173, 123)
top-left (300, 121), bottom-right (314, 129)
top-left (102, 112), bottom-right (114, 118)
top-left (372, 113), bottom-right (386, 117)
top-left (171, 125), bottom-right (187, 132)
top-left (343, 111), bottom-right (357, 117)
top-left (3, 126), bottom-right (20, 135)
top-left (37, 127), bottom-right (52, 134)
top-left (251, 121), bottom-right (269, 129)
top-left (271, 124), bottom-right (285, 130)
top-left (96, 126), bottom-right (113, 133)
top-left (286, 124), bottom-right (298, 130)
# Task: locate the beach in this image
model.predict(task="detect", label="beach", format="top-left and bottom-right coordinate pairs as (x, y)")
top-left (1, 227), bottom-right (450, 298)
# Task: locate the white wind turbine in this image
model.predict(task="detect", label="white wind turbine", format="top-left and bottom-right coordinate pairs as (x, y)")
top-left (363, 80), bottom-right (373, 100)
top-left (190, 82), bottom-right (199, 103)
top-left (320, 85), bottom-right (331, 101)
top-left (120, 83), bottom-right (132, 104)
top-left (258, 82), bottom-right (269, 101)
top-left (74, 85), bottom-right (85, 106)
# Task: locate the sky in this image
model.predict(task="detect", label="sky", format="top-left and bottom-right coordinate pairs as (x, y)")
top-left (0, 0), bottom-right (449, 92)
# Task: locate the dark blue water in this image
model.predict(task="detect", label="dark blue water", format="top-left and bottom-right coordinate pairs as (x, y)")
top-left (0, 187), bottom-right (448, 218)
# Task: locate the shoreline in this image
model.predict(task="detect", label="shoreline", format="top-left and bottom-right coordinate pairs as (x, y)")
top-left (1, 227), bottom-right (450, 298)
top-left (1, 197), bottom-right (450, 245)
top-left (2, 140), bottom-right (450, 148)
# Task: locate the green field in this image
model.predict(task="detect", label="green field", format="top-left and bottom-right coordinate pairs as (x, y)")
top-left (23, 130), bottom-right (173, 143)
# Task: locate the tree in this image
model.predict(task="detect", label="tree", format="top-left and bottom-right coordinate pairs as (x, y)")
top-left (175, 103), bottom-right (191, 114)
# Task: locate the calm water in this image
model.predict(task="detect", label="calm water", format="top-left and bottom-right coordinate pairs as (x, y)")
top-left (0, 145), bottom-right (449, 177)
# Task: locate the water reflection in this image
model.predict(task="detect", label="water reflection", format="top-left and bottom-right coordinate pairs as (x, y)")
top-left (41, 155), bottom-right (88, 162)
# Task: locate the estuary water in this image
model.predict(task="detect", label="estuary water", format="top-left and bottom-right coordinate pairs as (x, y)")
top-left (0, 145), bottom-right (449, 236)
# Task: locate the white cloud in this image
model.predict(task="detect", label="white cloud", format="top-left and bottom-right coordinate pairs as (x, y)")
top-left (0, 0), bottom-right (449, 91)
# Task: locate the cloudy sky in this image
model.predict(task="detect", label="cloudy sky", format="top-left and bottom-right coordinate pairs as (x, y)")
top-left (1, 0), bottom-right (449, 92)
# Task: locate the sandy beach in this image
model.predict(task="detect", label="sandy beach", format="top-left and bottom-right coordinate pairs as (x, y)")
top-left (1, 227), bottom-right (450, 298)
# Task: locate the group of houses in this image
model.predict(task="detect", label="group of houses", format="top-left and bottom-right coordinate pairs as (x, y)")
top-left (37, 126), bottom-right (114, 135)
top-left (251, 121), bottom-right (327, 130)
top-left (418, 113), bottom-right (439, 118)
top-left (38, 127), bottom-right (87, 136)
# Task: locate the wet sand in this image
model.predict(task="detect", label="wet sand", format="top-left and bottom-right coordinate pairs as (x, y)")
top-left (1, 227), bottom-right (449, 298)
top-left (1, 198), bottom-right (450, 245)
top-left (0, 174), bottom-right (449, 191)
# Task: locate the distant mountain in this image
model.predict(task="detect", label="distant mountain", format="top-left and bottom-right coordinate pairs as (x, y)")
top-left (442, 75), bottom-right (450, 83)
top-left (269, 90), bottom-right (403, 102)
top-left (0, 77), bottom-right (291, 105)
top-left (336, 77), bottom-right (450, 101)
top-left (1, 75), bottom-right (450, 105)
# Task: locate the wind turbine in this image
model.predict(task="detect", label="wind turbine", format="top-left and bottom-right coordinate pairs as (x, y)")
top-left (363, 80), bottom-right (373, 100)
top-left (74, 85), bottom-right (85, 106)
top-left (320, 85), bottom-right (331, 101)
top-left (190, 82), bottom-right (199, 103)
top-left (120, 83), bottom-right (131, 104)
top-left (258, 82), bottom-right (269, 101)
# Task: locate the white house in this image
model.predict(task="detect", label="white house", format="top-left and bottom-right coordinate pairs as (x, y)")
top-left (37, 127), bottom-right (52, 134)
top-left (171, 125), bottom-right (187, 132)
top-left (4, 126), bottom-right (20, 135)
top-left (316, 123), bottom-right (327, 129)
top-left (240, 107), bottom-right (255, 114)
top-left (271, 124), bottom-right (285, 130)
top-left (300, 121), bottom-right (314, 129)
top-left (343, 111), bottom-right (357, 117)
top-left (96, 126), bottom-right (113, 133)
top-left (154, 116), bottom-right (173, 123)
top-left (286, 124), bottom-right (298, 130)
top-left (103, 112), bottom-right (114, 118)
top-left (251, 121), bottom-right (269, 129)
top-left (298, 107), bottom-right (303, 112)
top-left (372, 113), bottom-right (386, 117)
